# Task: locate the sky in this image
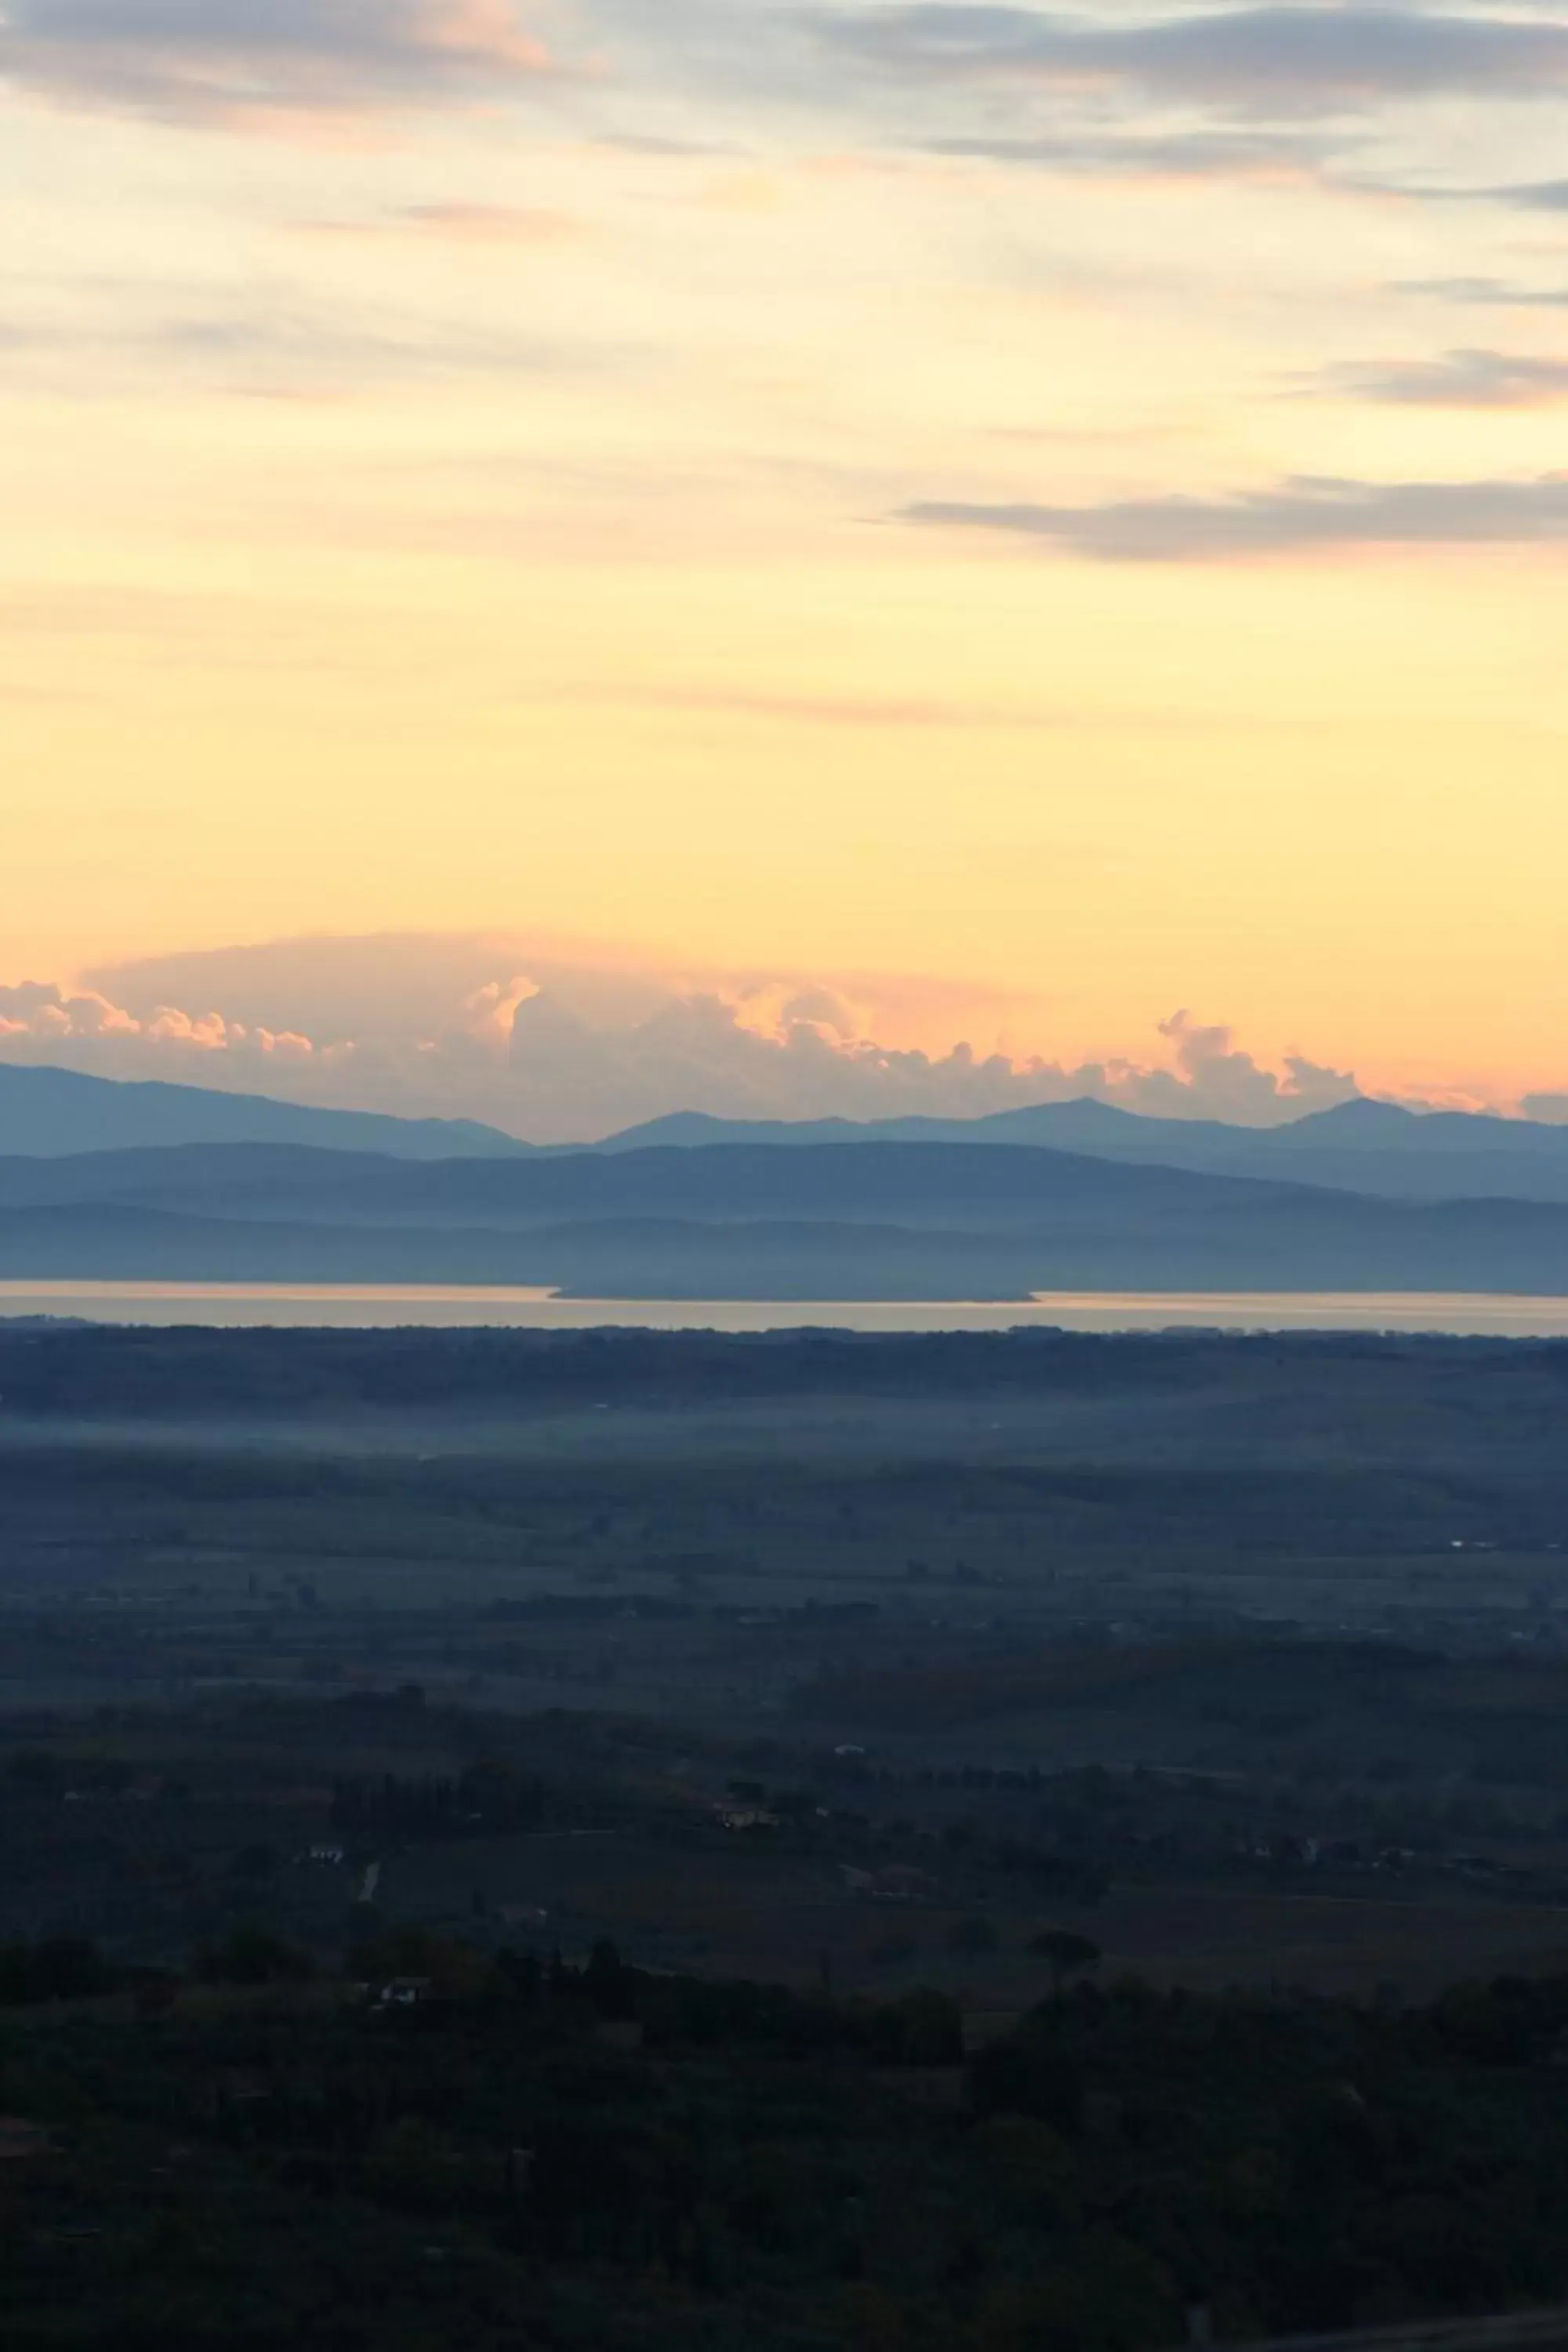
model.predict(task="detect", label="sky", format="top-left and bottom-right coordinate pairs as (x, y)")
top-left (4, 0), bottom-right (1568, 1138)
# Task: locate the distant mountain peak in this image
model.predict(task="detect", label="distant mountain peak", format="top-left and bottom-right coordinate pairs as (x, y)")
top-left (0, 1062), bottom-right (528, 1161)
top-left (1292, 1096), bottom-right (1420, 1132)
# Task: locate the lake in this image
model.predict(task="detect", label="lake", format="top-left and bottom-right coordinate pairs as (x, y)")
top-left (2, 1283), bottom-right (1568, 1335)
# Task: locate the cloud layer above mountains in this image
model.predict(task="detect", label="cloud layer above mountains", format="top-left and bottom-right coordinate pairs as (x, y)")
top-left (0, 935), bottom-right (1363, 1140)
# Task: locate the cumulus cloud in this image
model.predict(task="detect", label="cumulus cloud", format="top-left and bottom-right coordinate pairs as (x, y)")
top-left (1139, 1011), bottom-right (1354, 1122)
top-left (0, 982), bottom-right (140, 1042)
top-left (822, 5), bottom-right (1568, 113)
top-left (0, 0), bottom-right (556, 130)
top-left (902, 474), bottom-right (1568, 561)
top-left (0, 981), bottom-right (312, 1063)
top-left (0, 933), bottom-right (1368, 1138)
top-left (1315, 349), bottom-right (1568, 408)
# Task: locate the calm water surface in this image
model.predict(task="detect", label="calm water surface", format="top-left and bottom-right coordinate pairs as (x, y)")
top-left (2, 1283), bottom-right (1567, 1335)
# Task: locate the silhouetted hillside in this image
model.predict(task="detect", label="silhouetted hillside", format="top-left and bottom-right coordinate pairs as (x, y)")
top-left (3, 1144), bottom-right (1568, 1295)
top-left (0, 1063), bottom-right (527, 1160)
top-left (0, 1138), bottom-right (1330, 1229)
top-left (600, 1099), bottom-right (1568, 1205)
top-left (9, 1065), bottom-right (1568, 1204)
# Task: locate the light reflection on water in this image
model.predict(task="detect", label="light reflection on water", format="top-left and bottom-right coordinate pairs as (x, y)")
top-left (2, 1283), bottom-right (1567, 1336)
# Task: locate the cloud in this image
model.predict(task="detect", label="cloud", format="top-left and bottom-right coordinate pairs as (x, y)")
top-left (0, 297), bottom-right (590, 400)
top-left (1142, 1011), bottom-right (1354, 1123)
top-left (1382, 175), bottom-right (1568, 213)
top-left (553, 684), bottom-right (1091, 728)
top-left (4, 0), bottom-right (1554, 192)
top-left (1394, 278), bottom-right (1568, 311)
top-left (1316, 349), bottom-right (1568, 408)
top-left (0, 932), bottom-right (1367, 1138)
top-left (902, 474), bottom-right (1568, 561)
top-left (822, 5), bottom-right (1568, 114)
top-left (300, 203), bottom-right (586, 244)
top-left (151, 303), bottom-right (576, 384)
top-left (1479, 179), bottom-right (1568, 212)
top-left (0, 0), bottom-right (556, 131)
top-left (0, 981), bottom-right (311, 1062)
top-left (84, 933), bottom-right (708, 1047)
top-left (927, 123), bottom-right (1345, 184)
top-left (0, 586), bottom-right (208, 638)
top-left (1522, 1094), bottom-right (1568, 1126)
top-left (0, 982), bottom-right (139, 1041)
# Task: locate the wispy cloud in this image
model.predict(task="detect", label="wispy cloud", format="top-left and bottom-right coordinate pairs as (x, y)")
top-left (1475, 177), bottom-right (1568, 211)
top-left (545, 684), bottom-right (1098, 729)
top-left (902, 475), bottom-right (1568, 561)
top-left (822, 5), bottom-right (1568, 113)
top-left (1314, 348), bottom-right (1568, 408)
top-left (1395, 277), bottom-right (1568, 311)
top-left (0, 297), bottom-right (593, 398)
top-left (925, 122), bottom-right (1346, 184)
top-left (0, 0), bottom-right (557, 131)
top-left (299, 203), bottom-right (586, 245)
top-left (1379, 174), bottom-right (1568, 213)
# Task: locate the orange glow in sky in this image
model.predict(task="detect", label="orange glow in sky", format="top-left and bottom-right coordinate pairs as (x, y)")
top-left (4, 1), bottom-right (1568, 1134)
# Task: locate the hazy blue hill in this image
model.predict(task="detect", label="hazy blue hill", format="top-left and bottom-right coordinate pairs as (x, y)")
top-left (597, 1110), bottom-right (869, 1149)
top-left (1207, 1104), bottom-right (1568, 1201)
top-left (597, 1098), bottom-right (1208, 1156)
top-left (1283, 1098), bottom-right (1424, 1144)
top-left (601, 1095), bottom-right (1568, 1156)
top-left (596, 1099), bottom-right (1568, 1203)
top-left (9, 1067), bottom-right (1568, 1232)
top-left (0, 1142), bottom-right (408, 1207)
top-left (1283, 1098), bottom-right (1568, 1153)
top-left (3, 1142), bottom-right (1568, 1294)
top-left (0, 1063), bottom-right (528, 1160)
top-left (0, 1138), bottom-right (1340, 1232)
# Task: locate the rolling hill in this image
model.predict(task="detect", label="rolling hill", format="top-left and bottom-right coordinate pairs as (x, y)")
top-left (9, 1062), bottom-right (1568, 1203)
top-left (598, 1097), bottom-right (1568, 1205)
top-left (0, 1063), bottom-right (528, 1160)
top-left (0, 1138), bottom-right (1566, 1297)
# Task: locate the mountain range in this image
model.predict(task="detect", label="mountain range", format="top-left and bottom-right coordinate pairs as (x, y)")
top-left (2, 1062), bottom-right (1566, 1298)
top-left (9, 1062), bottom-right (1568, 1197)
top-left (0, 1062), bottom-right (524, 1161)
top-left (598, 1098), bottom-right (1568, 1205)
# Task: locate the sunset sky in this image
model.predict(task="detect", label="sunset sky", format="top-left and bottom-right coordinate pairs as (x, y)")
top-left (5, 0), bottom-right (1568, 1138)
